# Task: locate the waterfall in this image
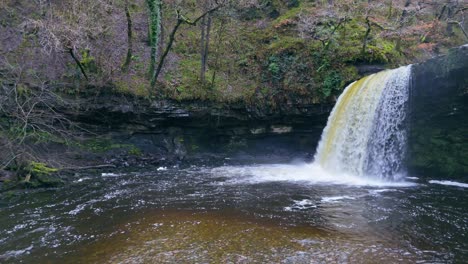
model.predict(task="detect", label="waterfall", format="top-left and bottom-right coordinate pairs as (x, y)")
top-left (314, 65), bottom-right (412, 180)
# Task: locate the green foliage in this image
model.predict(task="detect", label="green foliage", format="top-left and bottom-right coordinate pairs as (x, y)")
top-left (321, 71), bottom-right (341, 98)
top-left (263, 54), bottom-right (298, 84)
top-left (3, 0), bottom-right (465, 106)
top-left (311, 50), bottom-right (351, 98)
top-left (267, 57), bottom-right (280, 80)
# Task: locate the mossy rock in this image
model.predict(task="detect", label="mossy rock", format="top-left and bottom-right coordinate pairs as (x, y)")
top-left (36, 173), bottom-right (64, 187)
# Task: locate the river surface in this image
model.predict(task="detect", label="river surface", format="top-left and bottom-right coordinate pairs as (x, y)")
top-left (1, 163), bottom-right (467, 263)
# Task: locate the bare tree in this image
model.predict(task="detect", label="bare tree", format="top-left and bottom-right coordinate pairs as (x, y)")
top-left (199, 0), bottom-right (217, 83)
top-left (0, 59), bottom-right (78, 172)
top-left (152, 0), bottom-right (228, 87)
top-left (22, 0), bottom-right (113, 81)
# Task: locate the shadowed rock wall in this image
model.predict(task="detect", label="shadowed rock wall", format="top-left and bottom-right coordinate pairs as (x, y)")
top-left (408, 44), bottom-right (468, 178)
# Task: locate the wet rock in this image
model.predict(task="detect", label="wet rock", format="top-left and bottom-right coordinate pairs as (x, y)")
top-left (355, 64), bottom-right (386, 75)
top-left (408, 45), bottom-right (468, 178)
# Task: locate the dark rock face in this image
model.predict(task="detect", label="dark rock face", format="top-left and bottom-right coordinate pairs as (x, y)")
top-left (408, 44), bottom-right (468, 178)
top-left (61, 95), bottom-right (333, 166)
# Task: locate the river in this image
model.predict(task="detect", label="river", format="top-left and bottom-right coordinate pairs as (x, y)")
top-left (1, 163), bottom-right (467, 263)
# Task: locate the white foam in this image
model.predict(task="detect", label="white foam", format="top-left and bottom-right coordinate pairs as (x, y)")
top-left (321, 196), bottom-right (355, 203)
top-left (101, 173), bottom-right (121, 177)
top-left (103, 190), bottom-right (127, 200)
top-left (368, 189), bottom-right (397, 195)
top-left (284, 199), bottom-right (317, 211)
top-left (68, 199), bottom-right (100, 215)
top-left (74, 177), bottom-right (91, 183)
top-left (429, 180), bottom-right (468, 188)
top-left (68, 204), bottom-right (87, 215)
top-left (211, 163), bottom-right (416, 187)
top-left (0, 246), bottom-right (33, 259)
top-left (157, 167), bottom-right (168, 171)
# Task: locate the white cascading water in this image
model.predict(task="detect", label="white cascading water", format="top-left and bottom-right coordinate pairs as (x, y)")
top-left (314, 65), bottom-right (412, 180)
top-left (211, 65), bottom-right (414, 186)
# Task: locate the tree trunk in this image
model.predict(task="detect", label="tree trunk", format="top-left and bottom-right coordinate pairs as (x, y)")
top-left (200, 15), bottom-right (206, 82)
top-left (147, 0), bottom-right (161, 86)
top-left (446, 5), bottom-right (454, 35)
top-left (122, 0), bottom-right (133, 72)
top-left (211, 19), bottom-right (226, 89)
top-left (158, 3), bottom-right (165, 60)
top-left (68, 48), bottom-right (88, 80)
top-left (387, 0), bottom-right (393, 18)
top-left (153, 19), bottom-right (183, 87)
top-left (361, 16), bottom-right (371, 58)
top-left (200, 15), bottom-right (212, 83)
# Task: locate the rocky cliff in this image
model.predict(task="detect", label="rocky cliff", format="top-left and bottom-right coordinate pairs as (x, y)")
top-left (408, 44), bottom-right (468, 178)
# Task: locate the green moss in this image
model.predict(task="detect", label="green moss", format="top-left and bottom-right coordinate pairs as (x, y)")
top-left (364, 40), bottom-right (400, 64)
top-left (114, 77), bottom-right (151, 98)
top-left (273, 6), bottom-right (301, 25)
top-left (78, 138), bottom-right (137, 153)
top-left (29, 161), bottom-right (58, 175)
top-left (128, 146), bottom-right (142, 156)
top-left (80, 49), bottom-right (98, 73)
top-left (18, 162), bottom-right (64, 188)
top-left (408, 126), bottom-right (468, 177)
top-left (268, 37), bottom-right (306, 53)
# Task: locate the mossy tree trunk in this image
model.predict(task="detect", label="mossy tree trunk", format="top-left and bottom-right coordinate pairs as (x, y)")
top-left (146, 0), bottom-right (162, 86)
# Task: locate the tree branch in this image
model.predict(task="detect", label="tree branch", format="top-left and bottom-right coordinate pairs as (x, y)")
top-left (68, 48), bottom-right (89, 80)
